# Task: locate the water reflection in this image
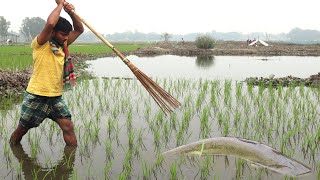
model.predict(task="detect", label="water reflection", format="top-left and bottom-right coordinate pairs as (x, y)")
top-left (195, 55), bottom-right (215, 69)
top-left (10, 144), bottom-right (76, 180)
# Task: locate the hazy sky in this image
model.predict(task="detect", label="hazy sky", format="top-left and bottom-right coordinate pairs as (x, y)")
top-left (1, 0), bottom-right (319, 35)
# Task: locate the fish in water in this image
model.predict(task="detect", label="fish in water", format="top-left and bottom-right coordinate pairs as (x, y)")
top-left (162, 137), bottom-right (311, 177)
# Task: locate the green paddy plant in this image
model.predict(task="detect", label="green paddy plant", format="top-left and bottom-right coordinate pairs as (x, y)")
top-left (107, 116), bottom-right (115, 137)
top-left (32, 168), bottom-right (41, 180)
top-left (104, 139), bottom-right (114, 161)
top-left (268, 81), bottom-right (275, 96)
top-left (103, 160), bottom-right (113, 180)
top-left (29, 133), bottom-right (41, 158)
top-left (170, 112), bottom-right (177, 131)
top-left (155, 111), bottom-right (165, 126)
top-left (153, 127), bottom-right (161, 149)
top-left (247, 80), bottom-right (254, 98)
top-left (144, 102), bottom-right (151, 120)
top-left (163, 120), bottom-right (171, 146)
top-left (232, 108), bottom-right (241, 130)
top-left (181, 107), bottom-right (192, 132)
top-left (235, 81), bottom-right (243, 100)
top-left (196, 89), bottom-right (206, 111)
top-left (169, 162), bottom-right (177, 180)
top-left (176, 122), bottom-right (191, 146)
top-left (121, 97), bottom-right (131, 113)
top-left (257, 82), bottom-right (265, 97)
top-left (142, 160), bottom-right (151, 180)
top-left (70, 169), bottom-right (79, 180)
top-left (92, 119), bottom-right (100, 144)
top-left (235, 158), bottom-right (246, 179)
top-left (121, 148), bottom-right (134, 179)
top-left (184, 93), bottom-right (193, 108)
top-left (126, 107), bottom-right (133, 132)
top-left (153, 154), bottom-right (164, 171)
top-left (43, 169), bottom-right (54, 180)
top-left (3, 141), bottom-right (11, 162)
top-left (200, 156), bottom-right (212, 180)
top-left (223, 80), bottom-right (232, 103)
top-left (13, 161), bottom-right (23, 180)
top-left (217, 111), bottom-right (224, 128)
top-left (200, 106), bottom-right (210, 139)
top-left (128, 128), bottom-right (136, 150)
top-left (137, 128), bottom-right (146, 150)
top-left (112, 103), bottom-right (120, 119)
top-left (223, 120), bottom-right (230, 137)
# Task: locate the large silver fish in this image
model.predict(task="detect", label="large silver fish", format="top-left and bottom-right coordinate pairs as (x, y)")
top-left (162, 137), bottom-right (311, 177)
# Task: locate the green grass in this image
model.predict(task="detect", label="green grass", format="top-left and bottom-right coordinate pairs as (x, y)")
top-left (69, 43), bottom-right (147, 54)
top-left (0, 42), bottom-right (147, 55)
top-left (0, 42), bottom-right (149, 70)
top-left (0, 55), bottom-right (33, 70)
top-left (0, 45), bottom-right (32, 54)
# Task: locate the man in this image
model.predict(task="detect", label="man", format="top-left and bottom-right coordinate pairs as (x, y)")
top-left (10, 0), bottom-right (84, 146)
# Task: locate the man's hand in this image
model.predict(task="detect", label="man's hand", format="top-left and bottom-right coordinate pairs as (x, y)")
top-left (63, 2), bottom-right (75, 15)
top-left (55, 0), bottom-right (65, 5)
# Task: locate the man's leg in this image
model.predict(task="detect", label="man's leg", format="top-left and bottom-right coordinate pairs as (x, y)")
top-left (10, 125), bottom-right (30, 145)
top-left (55, 118), bottom-right (77, 146)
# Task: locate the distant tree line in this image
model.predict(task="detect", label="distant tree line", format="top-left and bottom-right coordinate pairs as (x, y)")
top-left (286, 28), bottom-right (320, 42)
top-left (1, 16), bottom-right (320, 43)
top-left (0, 16), bottom-right (45, 42)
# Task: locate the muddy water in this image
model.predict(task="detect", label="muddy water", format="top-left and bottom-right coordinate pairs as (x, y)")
top-left (1, 54), bottom-right (320, 179)
top-left (87, 55), bottom-right (320, 80)
top-left (1, 77), bottom-right (319, 179)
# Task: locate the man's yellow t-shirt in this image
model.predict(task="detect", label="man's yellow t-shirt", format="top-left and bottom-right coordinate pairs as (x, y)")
top-left (26, 37), bottom-right (65, 97)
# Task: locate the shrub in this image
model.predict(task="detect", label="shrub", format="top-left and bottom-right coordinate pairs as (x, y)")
top-left (195, 34), bottom-right (216, 49)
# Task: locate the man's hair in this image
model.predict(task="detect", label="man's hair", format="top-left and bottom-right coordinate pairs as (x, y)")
top-left (53, 17), bottom-right (73, 32)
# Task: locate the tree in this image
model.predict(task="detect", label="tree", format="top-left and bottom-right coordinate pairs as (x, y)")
top-left (161, 32), bottom-right (172, 42)
top-left (195, 34), bottom-right (216, 49)
top-left (287, 27), bottom-right (320, 42)
top-left (0, 16), bottom-right (11, 41)
top-left (20, 17), bottom-right (46, 41)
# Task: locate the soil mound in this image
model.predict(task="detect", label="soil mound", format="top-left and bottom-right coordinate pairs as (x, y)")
top-left (134, 41), bottom-right (213, 56)
top-left (245, 72), bottom-right (320, 87)
top-left (0, 70), bottom-right (31, 97)
top-left (133, 41), bottom-right (320, 56)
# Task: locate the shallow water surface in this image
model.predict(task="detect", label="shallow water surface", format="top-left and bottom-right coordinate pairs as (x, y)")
top-left (87, 55), bottom-right (320, 80)
top-left (1, 55), bottom-right (319, 179)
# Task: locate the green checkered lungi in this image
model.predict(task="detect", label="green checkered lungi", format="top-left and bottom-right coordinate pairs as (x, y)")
top-left (19, 91), bottom-right (72, 128)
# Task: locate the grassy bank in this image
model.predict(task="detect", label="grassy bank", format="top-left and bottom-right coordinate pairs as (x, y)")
top-left (0, 42), bottom-right (148, 71)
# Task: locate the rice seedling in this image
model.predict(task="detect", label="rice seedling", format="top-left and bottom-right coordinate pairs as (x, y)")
top-left (153, 126), bottom-right (161, 149)
top-left (142, 160), bottom-right (152, 180)
top-left (169, 162), bottom-right (177, 180)
top-left (163, 120), bottom-right (171, 146)
top-left (0, 55), bottom-right (32, 71)
top-left (104, 160), bottom-right (113, 179)
top-left (1, 75), bottom-right (319, 179)
top-left (69, 43), bottom-right (147, 54)
top-left (199, 156), bottom-right (212, 180)
top-left (120, 148), bottom-right (134, 179)
top-left (200, 106), bottom-right (210, 138)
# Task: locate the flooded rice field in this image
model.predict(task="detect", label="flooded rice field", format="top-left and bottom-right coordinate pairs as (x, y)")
top-left (1, 77), bottom-right (319, 179)
top-left (1, 55), bottom-right (320, 179)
